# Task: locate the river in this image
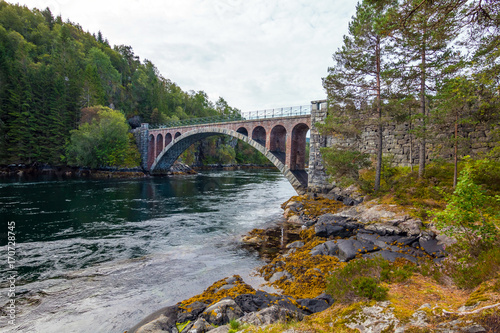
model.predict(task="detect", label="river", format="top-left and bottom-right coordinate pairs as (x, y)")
top-left (0, 170), bottom-right (296, 333)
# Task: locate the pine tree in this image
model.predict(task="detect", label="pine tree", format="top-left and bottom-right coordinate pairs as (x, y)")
top-left (323, 0), bottom-right (397, 191)
top-left (393, 0), bottom-right (466, 178)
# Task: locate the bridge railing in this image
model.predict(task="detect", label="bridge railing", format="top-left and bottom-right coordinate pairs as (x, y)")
top-left (241, 105), bottom-right (311, 120)
top-left (151, 104), bottom-right (311, 129)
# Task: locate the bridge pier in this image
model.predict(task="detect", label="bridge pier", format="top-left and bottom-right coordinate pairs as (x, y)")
top-left (307, 100), bottom-right (331, 193)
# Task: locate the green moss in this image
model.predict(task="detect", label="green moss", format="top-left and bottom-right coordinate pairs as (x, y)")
top-left (176, 320), bottom-right (191, 332)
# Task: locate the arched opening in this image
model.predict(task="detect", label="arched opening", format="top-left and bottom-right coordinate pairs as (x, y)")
top-left (270, 125), bottom-right (287, 164)
top-left (290, 123), bottom-right (309, 170)
top-left (165, 133), bottom-right (172, 146)
top-left (156, 134), bottom-right (163, 158)
top-left (174, 132), bottom-right (182, 139)
top-left (237, 127), bottom-right (248, 136)
top-left (147, 134), bottom-right (155, 168)
top-left (150, 128), bottom-right (308, 194)
top-left (252, 126), bottom-right (266, 146)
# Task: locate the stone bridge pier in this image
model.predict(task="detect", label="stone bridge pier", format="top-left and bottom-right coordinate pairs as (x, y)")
top-left (135, 101), bottom-right (330, 194)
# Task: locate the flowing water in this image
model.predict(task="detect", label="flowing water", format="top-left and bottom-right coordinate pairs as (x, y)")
top-left (0, 170), bottom-right (295, 333)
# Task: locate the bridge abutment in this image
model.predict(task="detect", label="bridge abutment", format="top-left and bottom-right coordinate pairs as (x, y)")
top-left (307, 100), bottom-right (331, 193)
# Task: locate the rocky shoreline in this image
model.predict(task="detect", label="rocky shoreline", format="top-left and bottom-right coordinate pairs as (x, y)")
top-left (125, 190), bottom-right (500, 333)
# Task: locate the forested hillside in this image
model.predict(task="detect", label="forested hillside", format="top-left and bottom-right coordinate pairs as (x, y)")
top-left (0, 2), bottom-right (248, 167)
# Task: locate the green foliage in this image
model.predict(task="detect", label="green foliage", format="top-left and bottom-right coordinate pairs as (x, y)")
top-left (320, 146), bottom-right (371, 187)
top-left (433, 158), bottom-right (499, 247)
top-left (352, 276), bottom-right (388, 301)
top-left (65, 106), bottom-right (140, 168)
top-left (326, 257), bottom-right (414, 303)
top-left (443, 243), bottom-right (500, 289)
top-left (0, 2), bottom-right (238, 166)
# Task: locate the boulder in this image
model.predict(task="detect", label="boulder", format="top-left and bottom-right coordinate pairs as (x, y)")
top-left (134, 305), bottom-right (179, 333)
top-left (297, 298), bottom-right (330, 314)
top-left (314, 214), bottom-right (361, 238)
top-left (419, 237), bottom-right (446, 258)
top-left (239, 305), bottom-right (304, 326)
top-left (287, 215), bottom-right (303, 225)
top-left (310, 240), bottom-right (338, 256)
top-left (233, 291), bottom-right (303, 314)
top-left (177, 301), bottom-right (206, 323)
top-left (364, 223), bottom-right (403, 236)
top-left (186, 317), bottom-right (212, 333)
top-left (201, 299), bottom-right (243, 326)
top-left (270, 270), bottom-right (293, 283)
top-left (336, 239), bottom-right (378, 262)
top-left (315, 293), bottom-right (335, 306)
top-left (398, 219), bottom-right (423, 236)
top-left (286, 241), bottom-right (305, 249)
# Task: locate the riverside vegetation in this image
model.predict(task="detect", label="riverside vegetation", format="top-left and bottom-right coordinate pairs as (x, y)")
top-left (129, 156), bottom-right (499, 333)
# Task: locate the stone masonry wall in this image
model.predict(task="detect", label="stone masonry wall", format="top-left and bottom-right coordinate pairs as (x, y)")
top-left (327, 121), bottom-right (496, 167)
top-left (307, 100), bottom-right (331, 193)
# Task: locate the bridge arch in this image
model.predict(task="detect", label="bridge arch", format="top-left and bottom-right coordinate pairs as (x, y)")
top-left (150, 128), bottom-right (307, 194)
top-left (165, 133), bottom-right (172, 146)
top-left (290, 123), bottom-right (309, 170)
top-left (237, 127), bottom-right (248, 136)
top-left (147, 134), bottom-right (155, 168)
top-left (252, 126), bottom-right (266, 146)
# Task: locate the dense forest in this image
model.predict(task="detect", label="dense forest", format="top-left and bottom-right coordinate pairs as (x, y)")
top-left (0, 1), bottom-right (265, 168)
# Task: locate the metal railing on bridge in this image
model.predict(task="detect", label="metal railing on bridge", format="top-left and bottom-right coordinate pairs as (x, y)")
top-left (152, 104), bottom-right (311, 129)
top-left (241, 105), bottom-right (311, 120)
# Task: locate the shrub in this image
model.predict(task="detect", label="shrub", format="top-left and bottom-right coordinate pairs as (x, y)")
top-left (352, 276), bottom-right (388, 301)
top-left (320, 146), bottom-right (371, 187)
top-left (326, 257), bottom-right (414, 303)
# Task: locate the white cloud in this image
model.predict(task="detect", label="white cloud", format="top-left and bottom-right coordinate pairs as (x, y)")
top-left (13, 0), bottom-right (357, 110)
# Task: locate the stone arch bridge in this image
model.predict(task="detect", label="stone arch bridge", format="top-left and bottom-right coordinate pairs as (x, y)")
top-left (136, 101), bottom-right (328, 194)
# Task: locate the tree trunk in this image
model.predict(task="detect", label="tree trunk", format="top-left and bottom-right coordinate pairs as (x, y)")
top-left (453, 111), bottom-right (458, 188)
top-left (418, 41), bottom-right (426, 178)
top-left (374, 36), bottom-right (383, 192)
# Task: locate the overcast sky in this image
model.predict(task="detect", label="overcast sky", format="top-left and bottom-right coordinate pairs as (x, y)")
top-left (12, 0), bottom-right (357, 111)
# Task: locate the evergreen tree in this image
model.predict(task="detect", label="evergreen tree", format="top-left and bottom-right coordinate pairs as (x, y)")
top-left (393, 0), bottom-right (466, 178)
top-left (323, 0), bottom-right (396, 191)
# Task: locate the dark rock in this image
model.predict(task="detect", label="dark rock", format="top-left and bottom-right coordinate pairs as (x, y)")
top-left (315, 293), bottom-right (335, 305)
top-left (297, 298), bottom-right (330, 314)
top-left (176, 301), bottom-right (206, 323)
top-left (310, 240), bottom-right (339, 256)
top-left (314, 214), bottom-right (361, 238)
top-left (363, 250), bottom-right (417, 263)
top-left (419, 237), bottom-right (446, 258)
top-left (324, 240), bottom-right (339, 255)
top-left (201, 299), bottom-right (243, 326)
top-left (310, 243), bottom-right (327, 256)
top-left (128, 115), bottom-right (142, 129)
top-left (343, 197), bottom-right (361, 206)
top-left (314, 223), bottom-right (344, 238)
top-left (336, 239), bottom-right (378, 262)
top-left (234, 291), bottom-right (303, 314)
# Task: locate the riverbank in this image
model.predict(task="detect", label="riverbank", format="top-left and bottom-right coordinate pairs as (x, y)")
top-left (0, 163), bottom-right (274, 179)
top-left (128, 192), bottom-right (500, 333)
